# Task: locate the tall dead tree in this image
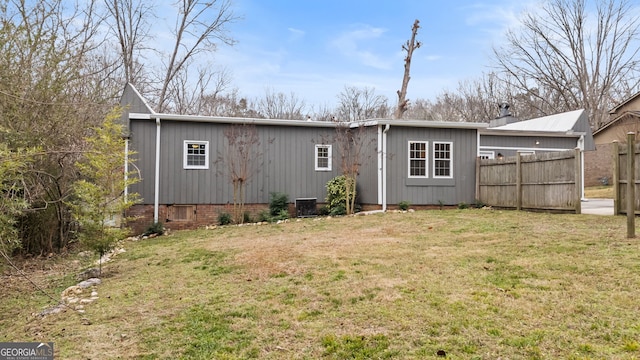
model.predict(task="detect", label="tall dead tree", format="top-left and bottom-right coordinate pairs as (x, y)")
top-left (395, 19), bottom-right (421, 119)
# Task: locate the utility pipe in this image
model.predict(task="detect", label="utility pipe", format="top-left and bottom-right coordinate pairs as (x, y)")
top-left (382, 124), bottom-right (390, 211)
top-left (154, 117), bottom-right (161, 224)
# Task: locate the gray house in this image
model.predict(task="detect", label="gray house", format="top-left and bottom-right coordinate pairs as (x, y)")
top-left (120, 84), bottom-right (487, 231)
top-left (479, 106), bottom-right (595, 198)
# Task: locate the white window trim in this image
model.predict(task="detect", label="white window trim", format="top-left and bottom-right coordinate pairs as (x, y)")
top-left (517, 150), bottom-right (535, 156)
top-left (408, 141), bottom-right (428, 178)
top-left (315, 144), bottom-right (332, 171)
top-left (479, 151), bottom-right (495, 160)
top-left (183, 140), bottom-right (209, 169)
top-left (433, 141), bottom-right (453, 179)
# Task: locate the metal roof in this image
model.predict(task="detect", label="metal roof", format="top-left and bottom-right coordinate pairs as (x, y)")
top-left (489, 109), bottom-right (585, 132)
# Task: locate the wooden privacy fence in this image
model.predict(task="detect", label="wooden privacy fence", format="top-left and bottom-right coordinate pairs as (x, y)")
top-left (476, 149), bottom-right (582, 213)
top-left (612, 134), bottom-right (640, 217)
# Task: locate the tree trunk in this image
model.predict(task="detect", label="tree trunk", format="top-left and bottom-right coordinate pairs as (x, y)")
top-left (395, 19), bottom-right (421, 120)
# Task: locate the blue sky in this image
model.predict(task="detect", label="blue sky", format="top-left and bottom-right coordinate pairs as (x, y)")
top-left (173, 0), bottom-right (531, 109)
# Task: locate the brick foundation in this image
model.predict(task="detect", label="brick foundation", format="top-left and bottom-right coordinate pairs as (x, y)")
top-left (126, 203), bottom-right (275, 234)
top-left (126, 202), bottom-right (388, 234)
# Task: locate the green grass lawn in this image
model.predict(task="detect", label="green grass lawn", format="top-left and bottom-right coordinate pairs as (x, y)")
top-left (2, 209), bottom-right (640, 359)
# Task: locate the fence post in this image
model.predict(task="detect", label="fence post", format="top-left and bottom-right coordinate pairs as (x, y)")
top-left (626, 133), bottom-right (635, 238)
top-left (516, 152), bottom-right (522, 210)
top-left (574, 148), bottom-right (582, 214)
top-left (612, 141), bottom-right (619, 215)
top-left (475, 156), bottom-right (480, 202)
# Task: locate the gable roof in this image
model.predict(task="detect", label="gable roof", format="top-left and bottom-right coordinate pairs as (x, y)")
top-left (120, 83), bottom-right (155, 114)
top-left (609, 91), bottom-right (640, 114)
top-left (119, 83), bottom-right (155, 136)
top-left (593, 92), bottom-right (640, 137)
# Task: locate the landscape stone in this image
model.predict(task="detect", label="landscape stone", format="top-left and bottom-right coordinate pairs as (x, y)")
top-left (77, 267), bottom-right (100, 281)
top-left (78, 278), bottom-right (101, 288)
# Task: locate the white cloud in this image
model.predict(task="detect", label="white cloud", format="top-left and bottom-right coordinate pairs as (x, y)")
top-left (287, 27), bottom-right (305, 41)
top-left (461, 1), bottom-right (531, 45)
top-left (329, 24), bottom-right (392, 70)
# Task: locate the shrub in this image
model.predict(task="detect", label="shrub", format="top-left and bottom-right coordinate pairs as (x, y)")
top-left (458, 202), bottom-right (469, 209)
top-left (276, 209), bottom-right (289, 221)
top-left (257, 210), bottom-right (271, 222)
top-left (218, 212), bottom-right (233, 225)
top-left (143, 222), bottom-right (164, 236)
top-left (243, 211), bottom-right (253, 223)
top-left (472, 199), bottom-right (486, 209)
top-left (317, 205), bottom-right (330, 216)
top-left (326, 175), bottom-right (355, 214)
top-left (398, 200), bottom-right (411, 211)
top-left (329, 203), bottom-right (346, 216)
top-left (269, 192), bottom-right (289, 216)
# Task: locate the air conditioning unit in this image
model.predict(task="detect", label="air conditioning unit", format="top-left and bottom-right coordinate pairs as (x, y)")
top-left (296, 198), bottom-right (317, 217)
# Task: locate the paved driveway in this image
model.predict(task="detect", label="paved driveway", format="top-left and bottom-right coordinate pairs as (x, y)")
top-left (581, 198), bottom-right (614, 215)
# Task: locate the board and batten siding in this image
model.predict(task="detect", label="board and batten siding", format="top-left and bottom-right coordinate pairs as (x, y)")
top-left (129, 119), bottom-right (341, 205)
top-left (351, 126), bottom-right (380, 205)
top-left (384, 126), bottom-right (478, 205)
top-left (128, 119), bottom-right (157, 204)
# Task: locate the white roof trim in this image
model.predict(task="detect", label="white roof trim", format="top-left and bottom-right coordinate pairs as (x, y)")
top-left (128, 113), bottom-right (488, 130)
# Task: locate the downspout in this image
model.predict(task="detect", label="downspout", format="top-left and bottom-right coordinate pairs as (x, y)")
top-left (122, 136), bottom-right (129, 229)
top-left (154, 117), bottom-right (161, 224)
top-left (377, 126), bottom-right (383, 205)
top-left (579, 134), bottom-right (585, 201)
top-left (124, 137), bottom-right (129, 202)
top-left (382, 124), bottom-right (390, 211)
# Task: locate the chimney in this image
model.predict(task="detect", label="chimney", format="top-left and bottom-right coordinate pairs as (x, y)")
top-left (489, 102), bottom-right (519, 127)
top-left (498, 102), bottom-right (511, 118)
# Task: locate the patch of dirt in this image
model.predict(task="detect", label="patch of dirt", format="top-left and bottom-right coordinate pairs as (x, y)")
top-left (0, 254), bottom-right (84, 301)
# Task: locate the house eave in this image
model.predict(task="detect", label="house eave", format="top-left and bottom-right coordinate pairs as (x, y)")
top-left (480, 128), bottom-right (585, 138)
top-left (375, 119), bottom-right (488, 130)
top-left (130, 113), bottom-right (342, 128)
top-left (129, 114), bottom-right (489, 130)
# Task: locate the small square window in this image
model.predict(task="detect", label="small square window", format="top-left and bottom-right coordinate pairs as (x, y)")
top-left (315, 144), bottom-right (332, 171)
top-left (184, 141), bottom-right (209, 169)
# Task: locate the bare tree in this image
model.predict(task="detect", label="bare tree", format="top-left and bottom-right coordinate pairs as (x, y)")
top-left (403, 98), bottom-right (434, 120)
top-left (169, 63), bottom-right (232, 115)
top-left (309, 103), bottom-right (335, 122)
top-left (396, 19), bottom-right (421, 119)
top-left (0, 0), bottom-right (117, 254)
top-left (156, 0), bottom-right (238, 112)
top-left (222, 124), bottom-right (260, 223)
top-left (200, 89), bottom-right (261, 117)
top-left (103, 0), bottom-right (154, 87)
top-left (336, 86), bottom-right (389, 121)
top-left (257, 89), bottom-right (307, 119)
top-left (332, 122), bottom-right (373, 215)
top-left (492, 0), bottom-right (640, 129)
